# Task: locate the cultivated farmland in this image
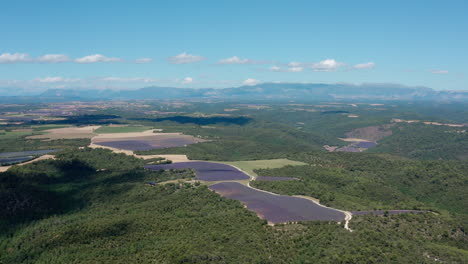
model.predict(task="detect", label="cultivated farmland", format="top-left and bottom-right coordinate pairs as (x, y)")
top-left (209, 182), bottom-right (345, 223)
top-left (145, 161), bottom-right (250, 181)
top-left (92, 132), bottom-right (207, 151)
top-left (145, 161), bottom-right (348, 224)
top-left (0, 149), bottom-right (57, 166)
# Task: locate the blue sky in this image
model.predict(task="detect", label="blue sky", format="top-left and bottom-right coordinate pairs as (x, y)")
top-left (1, 0), bottom-right (467, 92)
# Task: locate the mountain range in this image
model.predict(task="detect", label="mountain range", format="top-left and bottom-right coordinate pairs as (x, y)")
top-left (1, 83), bottom-right (467, 102)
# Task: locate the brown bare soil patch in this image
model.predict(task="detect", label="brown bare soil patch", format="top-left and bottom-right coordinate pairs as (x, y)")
top-left (344, 124), bottom-right (394, 141)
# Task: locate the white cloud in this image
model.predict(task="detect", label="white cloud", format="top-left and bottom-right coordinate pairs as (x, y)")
top-left (134, 58), bottom-right (153, 64)
top-left (168, 52), bottom-right (204, 64)
top-left (75, 54), bottom-right (122, 63)
top-left (181, 77), bottom-right (193, 84)
top-left (269, 66), bottom-right (303, 72)
top-left (218, 56), bottom-right (249, 64)
top-left (218, 56), bottom-right (272, 65)
top-left (243, 78), bottom-right (260, 86)
top-left (429, 69), bottom-right (449, 74)
top-left (35, 77), bottom-right (80, 83)
top-left (37, 54), bottom-right (70, 63)
top-left (0, 53), bottom-right (33, 63)
top-left (312, 59), bottom-right (345, 71)
top-left (353, 62), bottom-right (375, 69)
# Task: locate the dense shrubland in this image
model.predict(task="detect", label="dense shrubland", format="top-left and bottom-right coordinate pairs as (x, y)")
top-left (251, 152), bottom-right (467, 215)
top-left (1, 148), bottom-right (466, 263)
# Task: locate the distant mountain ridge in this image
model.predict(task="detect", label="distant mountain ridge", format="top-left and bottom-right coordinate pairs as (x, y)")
top-left (2, 83), bottom-right (468, 102)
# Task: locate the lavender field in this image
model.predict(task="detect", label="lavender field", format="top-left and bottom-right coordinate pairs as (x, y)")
top-left (144, 161), bottom-right (251, 181)
top-left (93, 134), bottom-right (206, 151)
top-left (210, 182), bottom-right (345, 223)
top-left (0, 149), bottom-right (57, 165)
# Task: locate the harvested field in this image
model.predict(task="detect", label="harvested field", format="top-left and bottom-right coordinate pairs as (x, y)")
top-left (351, 210), bottom-right (426, 216)
top-left (137, 154), bottom-right (189, 163)
top-left (95, 140), bottom-right (154, 151)
top-left (255, 176), bottom-right (298, 181)
top-left (209, 182), bottom-right (345, 223)
top-left (145, 161), bottom-right (250, 181)
top-left (27, 126), bottom-right (100, 140)
top-left (92, 131), bottom-right (206, 151)
top-left (94, 125), bottom-right (154, 134)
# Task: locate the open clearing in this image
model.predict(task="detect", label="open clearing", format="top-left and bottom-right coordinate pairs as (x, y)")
top-left (344, 124), bottom-right (393, 142)
top-left (219, 159), bottom-right (307, 177)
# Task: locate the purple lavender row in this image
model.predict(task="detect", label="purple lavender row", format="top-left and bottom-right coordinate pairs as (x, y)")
top-left (209, 182), bottom-right (345, 223)
top-left (144, 161), bottom-right (250, 181)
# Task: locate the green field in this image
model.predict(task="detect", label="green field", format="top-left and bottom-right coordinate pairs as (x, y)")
top-left (219, 159), bottom-right (307, 176)
top-left (32, 125), bottom-right (71, 131)
top-left (94, 126), bottom-right (153, 134)
top-left (0, 131), bottom-right (36, 140)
